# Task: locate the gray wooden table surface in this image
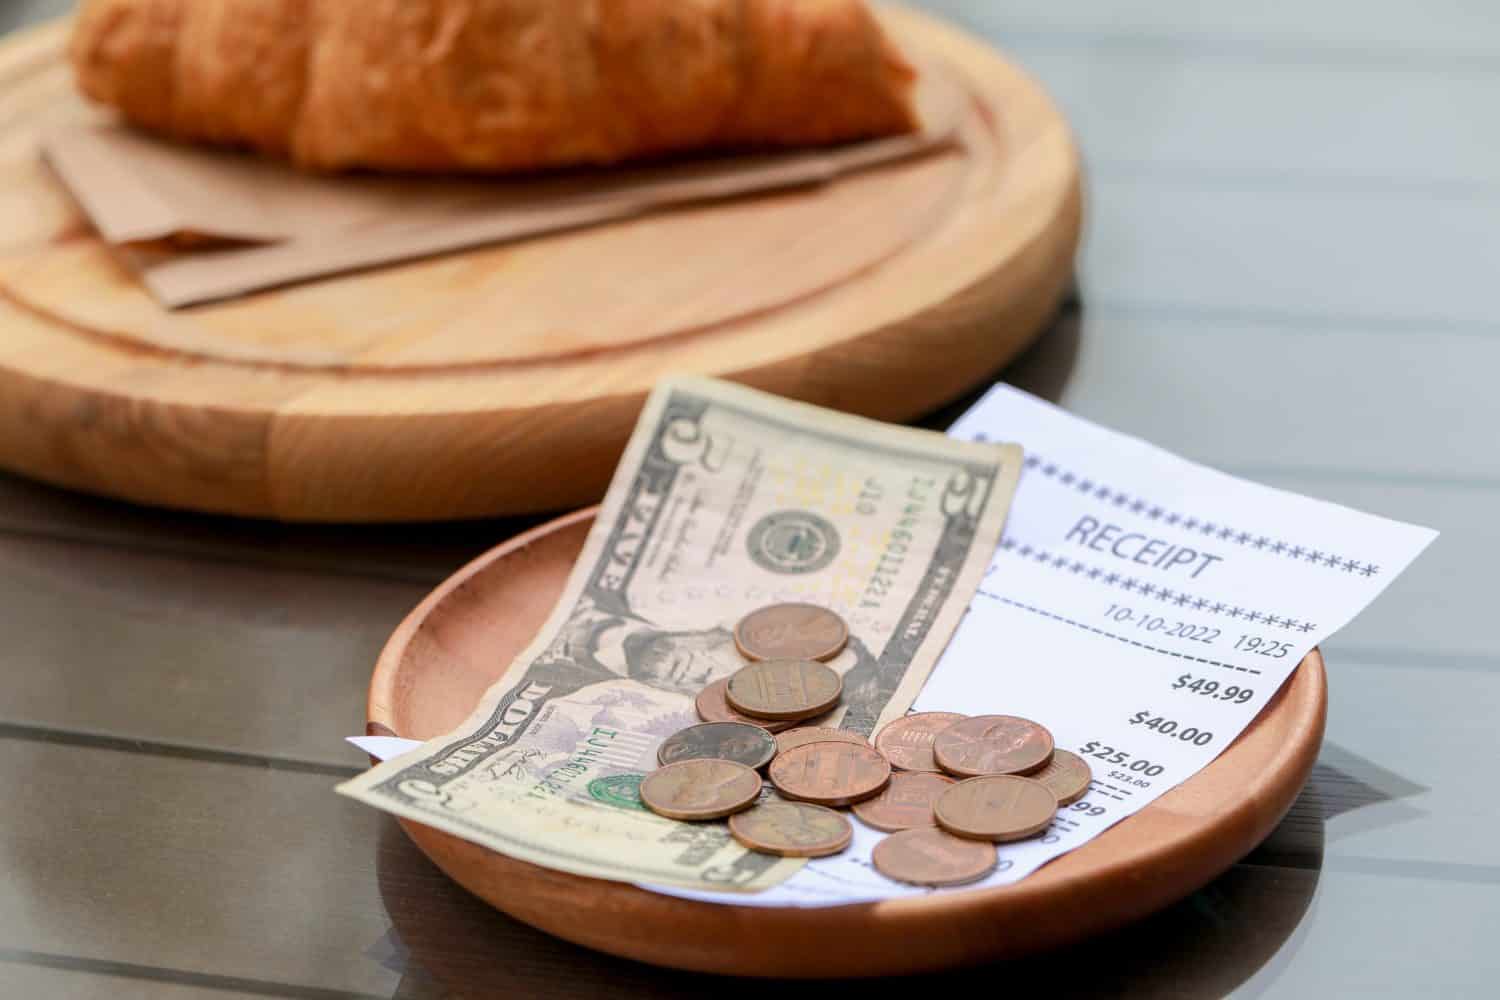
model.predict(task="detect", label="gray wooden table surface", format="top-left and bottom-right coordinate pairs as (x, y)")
top-left (2, 0), bottom-right (1496, 996)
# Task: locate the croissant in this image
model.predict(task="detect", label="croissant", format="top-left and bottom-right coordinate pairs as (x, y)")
top-left (69, 0), bottom-right (919, 173)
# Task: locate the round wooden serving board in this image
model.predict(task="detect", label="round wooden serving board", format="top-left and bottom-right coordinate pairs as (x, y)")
top-left (368, 509), bottom-right (1327, 978)
top-left (0, 7), bottom-right (1079, 522)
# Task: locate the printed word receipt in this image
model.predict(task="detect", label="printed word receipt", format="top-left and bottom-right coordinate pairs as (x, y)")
top-left (654, 386), bottom-right (1434, 906)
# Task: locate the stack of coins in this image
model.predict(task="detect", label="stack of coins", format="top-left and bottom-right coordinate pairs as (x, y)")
top-left (636, 602), bottom-right (1094, 889)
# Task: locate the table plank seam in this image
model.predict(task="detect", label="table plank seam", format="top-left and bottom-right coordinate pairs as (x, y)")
top-left (0, 723), bottom-right (363, 779)
top-left (1238, 845), bottom-right (1321, 872)
top-left (0, 948), bottom-right (387, 1000)
top-left (1320, 645), bottom-right (1499, 673)
top-left (1243, 855), bottom-right (1500, 886)
top-left (0, 519), bottom-right (459, 587)
top-left (1093, 162), bottom-right (1500, 198)
top-left (1086, 297), bottom-right (1500, 342)
top-left (1212, 467), bottom-right (1500, 492)
top-left (994, 27), bottom-right (1500, 75)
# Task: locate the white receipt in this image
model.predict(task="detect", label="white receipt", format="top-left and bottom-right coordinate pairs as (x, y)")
top-left (352, 386), bottom-right (1436, 908)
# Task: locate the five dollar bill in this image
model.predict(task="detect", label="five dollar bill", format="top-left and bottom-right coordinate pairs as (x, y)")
top-left (338, 377), bottom-right (1022, 892)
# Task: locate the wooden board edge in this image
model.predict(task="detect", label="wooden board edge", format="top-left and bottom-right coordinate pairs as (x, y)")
top-left (0, 7), bottom-right (1082, 522)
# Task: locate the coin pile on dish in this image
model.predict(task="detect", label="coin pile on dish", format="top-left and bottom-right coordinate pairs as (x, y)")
top-left (638, 602), bottom-right (1092, 887)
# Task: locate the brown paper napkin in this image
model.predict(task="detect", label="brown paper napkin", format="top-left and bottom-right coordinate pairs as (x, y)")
top-left (43, 67), bottom-right (963, 308)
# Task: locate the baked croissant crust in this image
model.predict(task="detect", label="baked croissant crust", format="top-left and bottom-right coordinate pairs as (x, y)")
top-left (69, 0), bottom-right (918, 173)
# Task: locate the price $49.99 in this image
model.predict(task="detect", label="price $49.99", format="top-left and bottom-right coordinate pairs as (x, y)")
top-left (1172, 674), bottom-right (1254, 703)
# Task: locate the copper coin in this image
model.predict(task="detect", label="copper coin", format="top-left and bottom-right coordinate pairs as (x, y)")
top-left (873, 827), bottom-right (998, 886)
top-left (933, 715), bottom-right (1055, 777)
top-left (851, 771), bottom-right (955, 832)
top-left (1030, 749), bottom-right (1092, 806)
top-left (725, 659), bottom-right (842, 721)
top-left (874, 712), bottom-right (967, 772)
top-left (728, 800), bottom-right (853, 857)
top-left (639, 759), bottom-right (762, 821)
top-left (657, 722), bottom-right (776, 770)
top-left (734, 603), bottom-right (849, 662)
top-left (935, 775), bottom-right (1057, 842)
top-left (768, 741), bottom-right (890, 806)
top-left (774, 727), bottom-right (868, 755)
top-left (694, 678), bottom-right (796, 733)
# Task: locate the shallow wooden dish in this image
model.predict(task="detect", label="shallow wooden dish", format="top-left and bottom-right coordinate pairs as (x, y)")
top-left (367, 508), bottom-right (1327, 978)
top-left (0, 6), bottom-right (1079, 522)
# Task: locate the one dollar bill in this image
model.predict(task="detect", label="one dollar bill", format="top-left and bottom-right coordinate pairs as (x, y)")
top-left (339, 377), bottom-right (1022, 891)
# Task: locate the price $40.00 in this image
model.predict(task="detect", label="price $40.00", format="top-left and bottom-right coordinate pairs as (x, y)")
top-left (1128, 711), bottom-right (1215, 747)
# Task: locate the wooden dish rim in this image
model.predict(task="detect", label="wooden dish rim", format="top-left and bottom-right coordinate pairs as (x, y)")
top-left (367, 507), bottom-right (1326, 944)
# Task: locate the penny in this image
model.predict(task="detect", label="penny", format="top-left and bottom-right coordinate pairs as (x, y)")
top-left (872, 827), bottom-right (998, 886)
top-left (639, 759), bottom-right (762, 821)
top-left (851, 771), bottom-right (955, 832)
top-left (874, 712), bottom-right (967, 772)
top-left (694, 678), bottom-right (796, 733)
top-left (1030, 748), bottom-right (1092, 806)
top-left (728, 800), bottom-right (853, 857)
top-left (935, 775), bottom-right (1058, 842)
top-left (933, 715), bottom-right (1055, 777)
top-left (774, 727), bottom-right (868, 755)
top-left (768, 740), bottom-right (891, 806)
top-left (734, 603), bottom-right (849, 662)
top-left (725, 659), bottom-right (842, 721)
top-left (657, 722), bottom-right (776, 770)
